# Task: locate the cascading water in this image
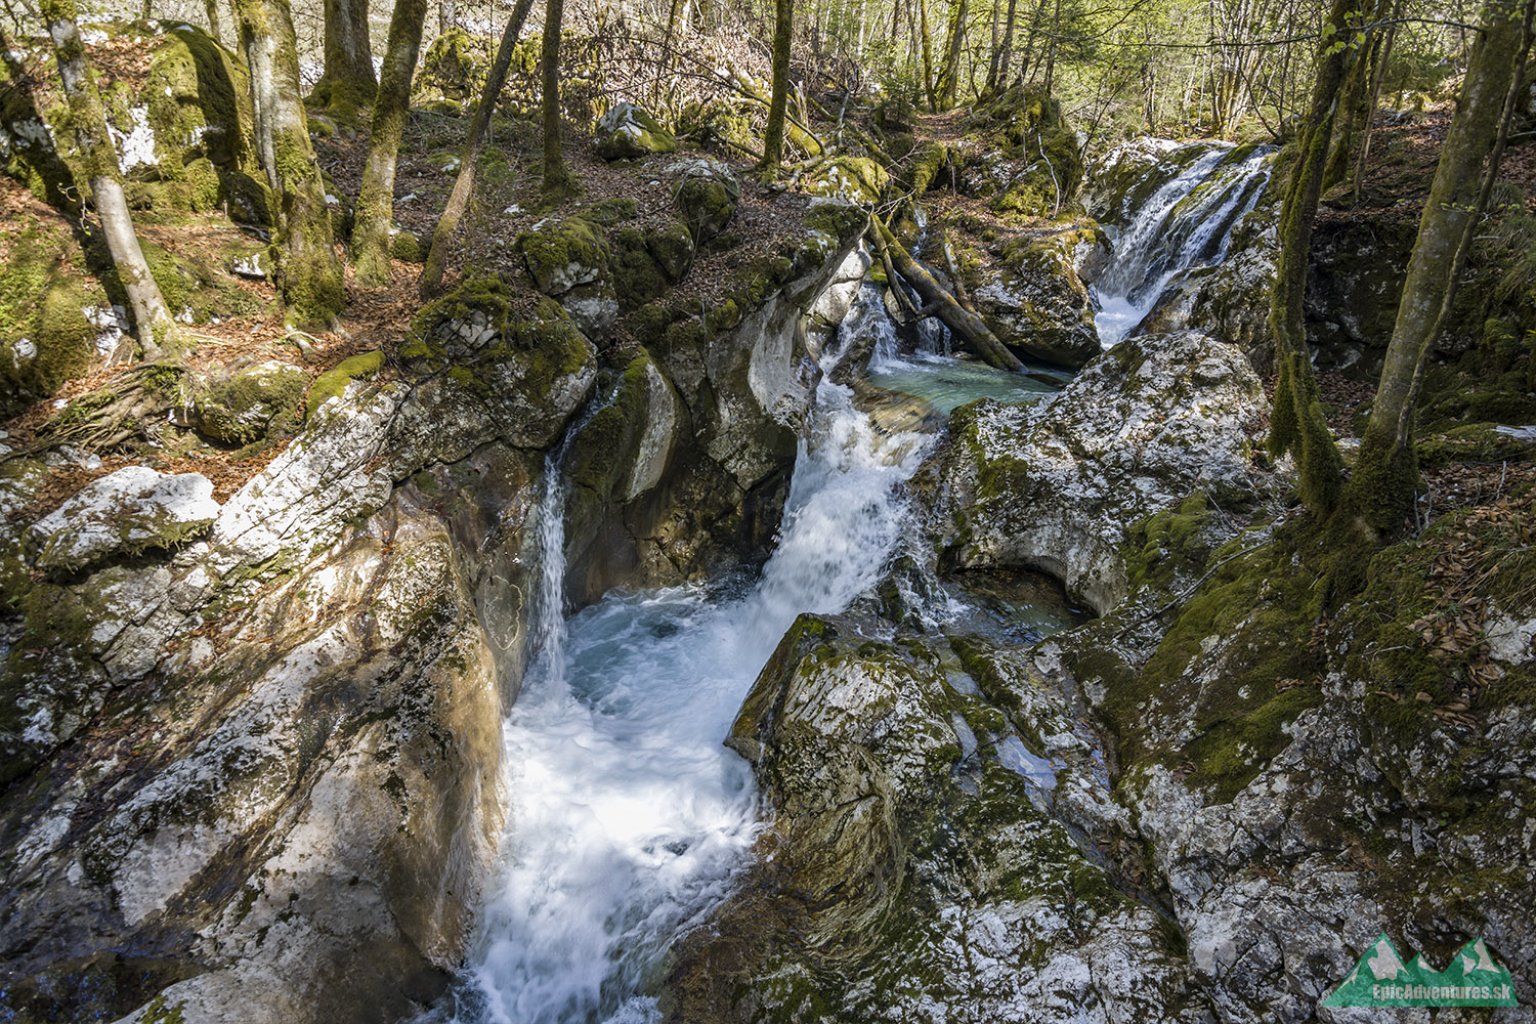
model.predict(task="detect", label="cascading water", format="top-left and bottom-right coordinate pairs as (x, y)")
top-left (1091, 141), bottom-right (1274, 345)
top-left (450, 346), bottom-right (933, 1024)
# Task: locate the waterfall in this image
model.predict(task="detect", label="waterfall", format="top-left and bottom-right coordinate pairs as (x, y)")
top-left (451, 353), bottom-right (933, 1024)
top-left (1091, 141), bottom-right (1274, 345)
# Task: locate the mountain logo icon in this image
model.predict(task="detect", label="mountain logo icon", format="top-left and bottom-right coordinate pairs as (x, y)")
top-left (1323, 934), bottom-right (1519, 1007)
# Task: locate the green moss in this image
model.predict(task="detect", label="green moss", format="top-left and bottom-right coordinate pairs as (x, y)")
top-left (674, 174), bottom-right (739, 245)
top-left (0, 220), bottom-right (104, 412)
top-left (193, 361), bottom-right (306, 444)
top-left (389, 229), bottom-right (424, 264)
top-left (516, 216), bottom-right (611, 295)
top-left (645, 219), bottom-right (694, 283)
top-left (306, 350), bottom-right (384, 417)
top-left (580, 197), bottom-right (639, 226)
top-left (609, 227), bottom-right (669, 309)
top-left (413, 27), bottom-right (491, 104)
top-left (1093, 529), bottom-right (1327, 803)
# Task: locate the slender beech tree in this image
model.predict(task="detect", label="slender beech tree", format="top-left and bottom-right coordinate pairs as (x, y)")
top-left (312, 0), bottom-right (377, 117)
top-left (39, 0), bottom-right (179, 361)
top-left (353, 0), bottom-right (432, 286)
top-left (937, 0), bottom-right (968, 107)
top-left (760, 0), bottom-right (795, 171)
top-left (418, 0), bottom-right (536, 295)
top-left (233, 0), bottom-right (345, 326)
top-left (541, 0), bottom-right (574, 196)
top-left (1265, 0), bottom-right (1365, 515)
top-left (1343, 0), bottom-right (1534, 535)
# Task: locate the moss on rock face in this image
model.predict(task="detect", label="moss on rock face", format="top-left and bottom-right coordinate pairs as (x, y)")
top-left (306, 350), bottom-right (384, 417)
top-left (645, 219), bottom-right (694, 283)
top-left (413, 27), bottom-right (491, 104)
top-left (191, 360), bottom-right (306, 445)
top-left (961, 85), bottom-right (1083, 219)
top-left (797, 155), bottom-right (888, 206)
top-left (673, 164), bottom-right (740, 246)
top-left (0, 218), bottom-right (108, 414)
top-left (517, 215), bottom-right (612, 296)
top-left (594, 101), bottom-right (677, 161)
top-left (609, 227), bottom-right (670, 309)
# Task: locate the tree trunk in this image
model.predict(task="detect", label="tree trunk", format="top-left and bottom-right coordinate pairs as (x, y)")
top-left (418, 0), bottom-right (535, 296)
top-left (1322, 0), bottom-right (1390, 190)
top-left (352, 0), bottom-right (430, 287)
top-left (541, 0), bottom-right (573, 197)
top-left (1344, 0), bottom-right (1533, 534)
top-left (872, 216), bottom-right (1027, 374)
top-left (760, 0), bottom-right (794, 170)
top-left (917, 0), bottom-right (938, 108)
top-left (1266, 0), bottom-right (1361, 514)
top-left (205, 0), bottom-right (224, 44)
top-left (314, 0), bottom-right (377, 117)
top-left (40, 0), bottom-right (179, 361)
top-left (234, 0), bottom-right (345, 327)
top-left (990, 0), bottom-right (1019, 93)
top-left (937, 0), bottom-right (968, 107)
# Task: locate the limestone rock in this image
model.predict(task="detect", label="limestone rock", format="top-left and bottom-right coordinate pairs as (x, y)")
top-left (972, 231), bottom-right (1102, 368)
top-left (595, 101), bottom-right (678, 161)
top-left (191, 360), bottom-right (306, 445)
top-left (668, 614), bottom-right (1204, 1023)
top-left (26, 466), bottom-right (219, 576)
top-left (671, 159), bottom-right (741, 245)
top-left (934, 330), bottom-right (1269, 613)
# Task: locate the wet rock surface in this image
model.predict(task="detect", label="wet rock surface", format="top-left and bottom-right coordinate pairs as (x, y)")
top-left (932, 329), bottom-right (1271, 613)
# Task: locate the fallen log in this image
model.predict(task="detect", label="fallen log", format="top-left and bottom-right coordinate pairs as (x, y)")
top-left (869, 215), bottom-right (1026, 374)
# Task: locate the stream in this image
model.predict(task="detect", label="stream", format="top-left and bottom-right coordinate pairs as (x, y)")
top-left (448, 138), bottom-right (1272, 1023)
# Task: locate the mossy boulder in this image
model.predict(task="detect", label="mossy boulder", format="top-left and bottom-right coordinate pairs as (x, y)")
top-left (190, 360), bottom-right (306, 445)
top-left (668, 614), bottom-right (1198, 1021)
top-left (969, 227), bottom-right (1102, 367)
top-left (595, 101), bottom-right (677, 161)
top-left (645, 218), bottom-right (695, 283)
top-left (671, 159), bottom-right (740, 245)
top-left (413, 27), bottom-right (491, 104)
top-left (936, 330), bottom-right (1269, 613)
top-left (796, 155), bottom-right (888, 206)
top-left (0, 217), bottom-right (112, 414)
top-left (516, 215), bottom-right (611, 296)
top-left (24, 465), bottom-right (219, 577)
top-left (399, 275), bottom-right (597, 453)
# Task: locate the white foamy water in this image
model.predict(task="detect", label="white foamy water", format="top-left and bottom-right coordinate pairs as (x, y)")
top-left (1091, 142), bottom-right (1273, 345)
top-left (451, 363), bottom-right (931, 1024)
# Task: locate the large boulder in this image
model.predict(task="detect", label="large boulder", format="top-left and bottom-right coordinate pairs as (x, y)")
top-left (666, 614), bottom-right (1205, 1023)
top-left (970, 229), bottom-right (1102, 367)
top-left (933, 330), bottom-right (1269, 613)
top-left (671, 158), bottom-right (741, 245)
top-left (595, 101), bottom-right (678, 160)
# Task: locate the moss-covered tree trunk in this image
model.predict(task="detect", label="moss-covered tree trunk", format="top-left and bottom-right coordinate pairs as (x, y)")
top-left (235, 0), bottom-right (345, 327)
top-left (40, 0), bottom-right (179, 361)
top-left (541, 0), bottom-right (573, 197)
top-left (1266, 0), bottom-right (1362, 515)
top-left (917, 0), bottom-right (938, 108)
top-left (351, 0), bottom-right (431, 286)
top-left (1344, 0), bottom-right (1533, 535)
top-left (313, 0), bottom-right (377, 118)
top-left (937, 0), bottom-right (968, 107)
top-left (205, 0), bottom-right (225, 44)
top-left (1322, 0), bottom-right (1392, 191)
top-left (760, 0), bottom-right (794, 171)
top-left (417, 0), bottom-right (535, 296)
top-left (989, 0), bottom-right (1019, 93)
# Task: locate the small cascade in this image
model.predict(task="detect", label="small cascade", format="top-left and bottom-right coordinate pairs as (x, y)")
top-left (1091, 141), bottom-right (1274, 345)
top-left (452, 346), bottom-right (934, 1024)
